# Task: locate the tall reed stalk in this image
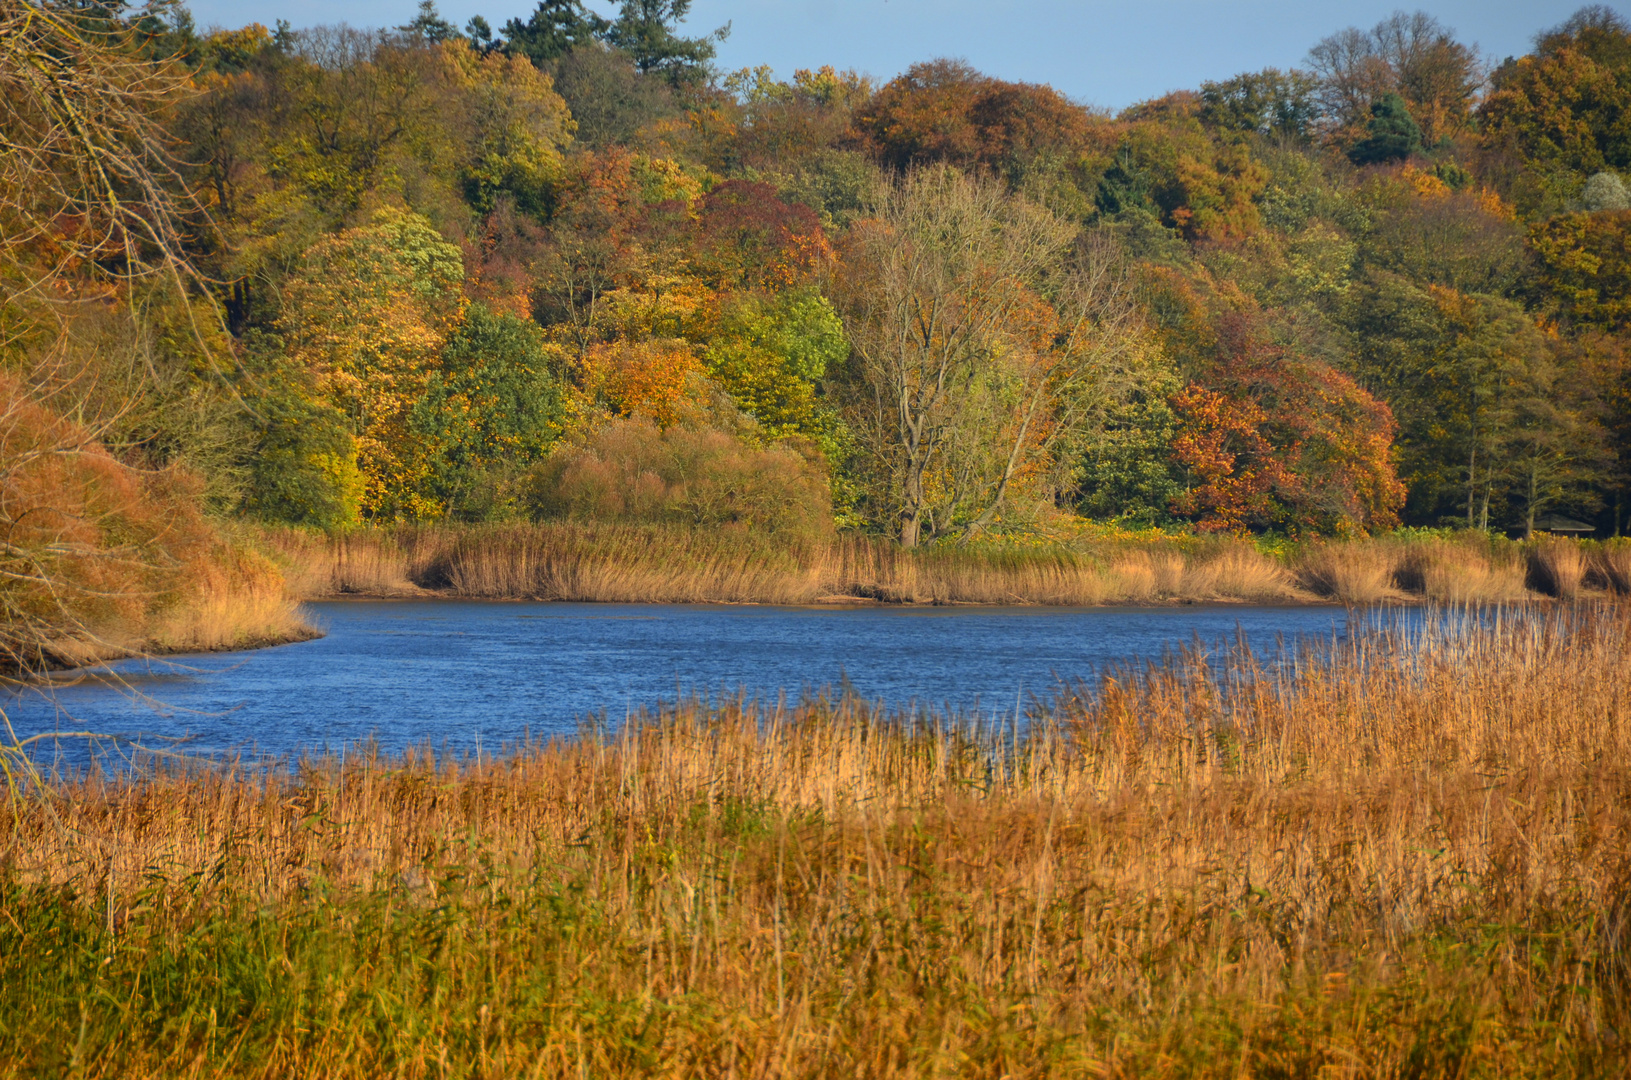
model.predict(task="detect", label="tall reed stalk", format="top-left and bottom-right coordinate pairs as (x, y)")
top-left (261, 523), bottom-right (1308, 605)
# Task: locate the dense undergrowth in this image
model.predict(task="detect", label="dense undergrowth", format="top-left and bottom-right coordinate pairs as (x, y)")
top-left (3, 605), bottom-right (1631, 1076)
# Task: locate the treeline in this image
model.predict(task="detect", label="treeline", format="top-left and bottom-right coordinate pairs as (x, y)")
top-left (4, 0), bottom-right (1631, 556)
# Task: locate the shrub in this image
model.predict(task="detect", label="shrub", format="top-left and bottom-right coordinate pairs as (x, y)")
top-left (0, 375), bottom-right (304, 671)
top-left (523, 419), bottom-right (833, 542)
top-left (1526, 537), bottom-right (1587, 598)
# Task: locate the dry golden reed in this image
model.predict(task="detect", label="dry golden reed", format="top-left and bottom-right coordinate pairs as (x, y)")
top-left (261, 523), bottom-right (1626, 610)
top-left (1528, 537), bottom-right (1589, 598)
top-left (4, 605), bottom-right (1630, 1076)
top-left (1592, 539), bottom-right (1631, 594)
top-left (261, 523), bottom-right (1315, 606)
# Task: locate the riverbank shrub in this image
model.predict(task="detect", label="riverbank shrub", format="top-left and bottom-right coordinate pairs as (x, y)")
top-left (0, 376), bottom-right (311, 674)
top-left (523, 418), bottom-right (833, 542)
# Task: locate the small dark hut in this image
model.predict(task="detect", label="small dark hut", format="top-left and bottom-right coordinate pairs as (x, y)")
top-left (1530, 514), bottom-right (1594, 536)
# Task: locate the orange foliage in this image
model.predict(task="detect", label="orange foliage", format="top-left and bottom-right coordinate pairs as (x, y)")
top-left (0, 375), bottom-right (213, 668)
top-left (1170, 314), bottom-right (1404, 536)
top-left (855, 58), bottom-right (1097, 173)
top-left (582, 338), bottom-right (702, 426)
top-left (1169, 383), bottom-right (1290, 534)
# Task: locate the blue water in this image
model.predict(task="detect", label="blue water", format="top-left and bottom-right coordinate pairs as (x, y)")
top-left (6, 601), bottom-right (1350, 765)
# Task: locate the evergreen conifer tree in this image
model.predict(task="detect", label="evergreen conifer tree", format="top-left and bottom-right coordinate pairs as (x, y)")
top-left (1348, 93), bottom-right (1422, 165)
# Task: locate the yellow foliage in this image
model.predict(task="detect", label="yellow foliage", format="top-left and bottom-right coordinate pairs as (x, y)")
top-left (277, 206), bottom-right (465, 519)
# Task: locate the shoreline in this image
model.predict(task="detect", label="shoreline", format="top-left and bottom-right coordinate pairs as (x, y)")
top-left (256, 522), bottom-right (1625, 608)
top-left (295, 586), bottom-right (1356, 607)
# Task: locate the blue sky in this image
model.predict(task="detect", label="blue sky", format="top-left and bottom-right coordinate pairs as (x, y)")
top-left (182, 0), bottom-right (1622, 109)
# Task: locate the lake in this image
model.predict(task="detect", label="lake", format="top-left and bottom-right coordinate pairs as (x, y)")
top-left (8, 600), bottom-right (1351, 766)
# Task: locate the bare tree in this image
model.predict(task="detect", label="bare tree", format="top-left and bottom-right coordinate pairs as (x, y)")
top-left (958, 233), bottom-right (1148, 541)
top-left (1307, 11), bottom-right (1483, 144)
top-left (0, 2), bottom-right (218, 680)
top-left (833, 166), bottom-right (1150, 547)
top-left (0, 1), bottom-right (206, 322)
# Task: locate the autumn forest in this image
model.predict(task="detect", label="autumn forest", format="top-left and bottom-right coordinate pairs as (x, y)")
top-left (15, 5), bottom-right (1631, 1074)
top-left (8, 0), bottom-right (1631, 569)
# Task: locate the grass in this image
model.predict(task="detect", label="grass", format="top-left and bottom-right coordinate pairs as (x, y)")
top-left (258, 520), bottom-right (1631, 608)
top-left (38, 537), bottom-right (317, 672)
top-left (4, 604), bottom-right (1631, 1076)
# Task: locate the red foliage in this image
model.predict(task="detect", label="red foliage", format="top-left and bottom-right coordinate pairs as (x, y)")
top-left (691, 180), bottom-right (834, 290)
top-left (1170, 314), bottom-right (1405, 535)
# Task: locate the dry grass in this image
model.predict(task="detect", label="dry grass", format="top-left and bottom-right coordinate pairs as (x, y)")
top-left (1392, 535), bottom-right (1531, 602)
top-left (1589, 539), bottom-right (1631, 595)
top-left (1527, 537), bottom-right (1589, 598)
top-left (260, 524), bottom-right (1310, 607)
top-left (37, 540), bottom-right (316, 670)
top-left (262, 523), bottom-right (1631, 611)
top-left (3, 605), bottom-right (1630, 1076)
top-left (253, 521), bottom-right (1631, 624)
top-left (1291, 541), bottom-right (1403, 603)
top-left (143, 543), bottom-right (316, 654)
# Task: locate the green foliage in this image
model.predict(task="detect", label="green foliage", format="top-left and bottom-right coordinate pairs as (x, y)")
top-left (244, 375), bottom-right (365, 529)
top-left (1354, 175), bottom-right (1528, 296)
top-left (1199, 68), bottom-right (1320, 139)
top-left (702, 290), bottom-right (846, 439)
top-left (1342, 273), bottom-right (1603, 528)
top-left (604, 0), bottom-right (728, 86)
top-left (411, 304), bottom-right (567, 521)
top-left (399, 1), bottom-right (459, 44)
top-left (1348, 93), bottom-right (1423, 165)
top-left (499, 0), bottom-right (607, 64)
top-left (777, 149), bottom-right (883, 230)
top-left (1094, 151), bottom-right (1155, 218)
top-left (1073, 375), bottom-right (1184, 524)
top-left (547, 42), bottom-right (676, 147)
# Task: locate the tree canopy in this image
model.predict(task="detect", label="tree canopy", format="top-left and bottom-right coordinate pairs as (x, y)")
top-left (3, 0), bottom-right (1627, 547)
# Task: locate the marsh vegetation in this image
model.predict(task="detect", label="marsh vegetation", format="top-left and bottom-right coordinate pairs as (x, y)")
top-left (3, 604), bottom-right (1629, 1075)
top-left (264, 522), bottom-right (1630, 607)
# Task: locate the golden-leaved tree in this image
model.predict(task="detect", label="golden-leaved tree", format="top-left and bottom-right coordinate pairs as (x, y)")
top-left (277, 206), bottom-right (465, 519)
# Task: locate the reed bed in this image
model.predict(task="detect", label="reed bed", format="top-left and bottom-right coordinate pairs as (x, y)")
top-left (1588, 538), bottom-right (1631, 595)
top-left (260, 523), bottom-right (1311, 606)
top-left (261, 522), bottom-right (1631, 609)
top-left (35, 540), bottom-right (316, 671)
top-left (4, 605), bottom-right (1630, 1076)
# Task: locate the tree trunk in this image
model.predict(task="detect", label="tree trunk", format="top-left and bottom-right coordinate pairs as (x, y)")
top-left (1465, 446), bottom-right (1477, 527)
top-left (1524, 465), bottom-right (1537, 539)
top-left (900, 465), bottom-right (924, 548)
